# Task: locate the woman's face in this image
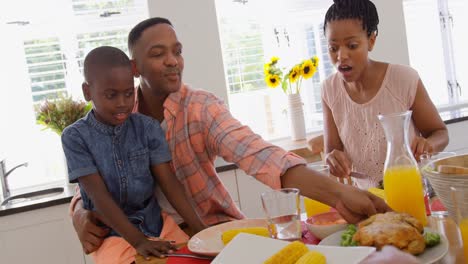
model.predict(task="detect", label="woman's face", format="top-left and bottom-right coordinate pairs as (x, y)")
top-left (325, 19), bottom-right (376, 82)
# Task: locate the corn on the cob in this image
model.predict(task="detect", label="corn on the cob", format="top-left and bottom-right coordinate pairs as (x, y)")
top-left (221, 227), bottom-right (270, 245)
top-left (263, 241), bottom-right (309, 264)
top-left (295, 250), bottom-right (327, 264)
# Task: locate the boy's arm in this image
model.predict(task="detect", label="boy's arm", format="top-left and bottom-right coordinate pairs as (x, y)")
top-left (152, 162), bottom-right (207, 233)
top-left (78, 173), bottom-right (148, 248)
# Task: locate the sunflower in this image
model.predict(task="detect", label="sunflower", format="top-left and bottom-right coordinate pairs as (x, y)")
top-left (311, 56), bottom-right (319, 68)
top-left (264, 63), bottom-right (271, 74)
top-left (270, 56), bottom-right (279, 64)
top-left (288, 65), bottom-right (301, 83)
top-left (301, 59), bottom-right (315, 79)
top-left (265, 74), bottom-right (281, 88)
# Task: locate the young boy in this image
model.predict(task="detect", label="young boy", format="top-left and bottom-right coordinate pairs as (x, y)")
top-left (61, 46), bottom-right (206, 262)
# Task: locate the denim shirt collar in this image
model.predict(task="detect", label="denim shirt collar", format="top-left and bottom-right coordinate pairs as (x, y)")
top-left (84, 110), bottom-right (127, 136)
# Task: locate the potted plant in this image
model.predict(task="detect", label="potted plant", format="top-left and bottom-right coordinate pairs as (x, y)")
top-left (35, 96), bottom-right (92, 135)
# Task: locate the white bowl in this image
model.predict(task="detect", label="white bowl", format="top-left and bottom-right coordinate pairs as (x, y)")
top-left (305, 211), bottom-right (348, 240)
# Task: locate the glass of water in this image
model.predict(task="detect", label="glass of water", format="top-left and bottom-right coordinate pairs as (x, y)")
top-left (261, 188), bottom-right (301, 241)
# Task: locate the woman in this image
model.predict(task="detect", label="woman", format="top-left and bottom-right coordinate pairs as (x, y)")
top-left (321, 0), bottom-right (448, 189)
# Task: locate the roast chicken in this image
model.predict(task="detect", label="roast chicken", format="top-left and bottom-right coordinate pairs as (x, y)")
top-left (353, 212), bottom-right (426, 255)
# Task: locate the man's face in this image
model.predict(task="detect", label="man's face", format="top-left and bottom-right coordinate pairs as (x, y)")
top-left (132, 24), bottom-right (184, 96)
top-left (83, 66), bottom-right (135, 126)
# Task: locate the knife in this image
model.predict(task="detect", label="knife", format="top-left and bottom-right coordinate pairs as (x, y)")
top-left (350, 171), bottom-right (368, 179)
top-left (166, 253), bottom-right (215, 260)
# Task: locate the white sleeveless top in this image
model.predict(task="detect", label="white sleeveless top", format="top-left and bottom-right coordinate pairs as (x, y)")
top-left (322, 64), bottom-right (420, 189)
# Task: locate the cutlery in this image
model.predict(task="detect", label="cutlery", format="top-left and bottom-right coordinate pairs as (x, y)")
top-left (349, 171), bottom-right (368, 179)
top-left (166, 253), bottom-right (215, 260)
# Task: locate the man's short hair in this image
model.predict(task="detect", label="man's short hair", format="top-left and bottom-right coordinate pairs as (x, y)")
top-left (128, 17), bottom-right (173, 57)
top-left (83, 46), bottom-right (131, 84)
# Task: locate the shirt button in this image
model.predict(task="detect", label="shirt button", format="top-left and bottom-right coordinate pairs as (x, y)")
top-left (122, 177), bottom-right (127, 183)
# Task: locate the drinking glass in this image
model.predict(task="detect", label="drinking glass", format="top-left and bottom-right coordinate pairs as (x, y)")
top-left (304, 164), bottom-right (331, 217)
top-left (450, 187), bottom-right (468, 261)
top-left (261, 188), bottom-right (301, 241)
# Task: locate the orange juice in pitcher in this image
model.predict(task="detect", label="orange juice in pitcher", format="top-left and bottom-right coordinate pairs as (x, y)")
top-left (378, 111), bottom-right (427, 226)
top-left (460, 219), bottom-right (468, 262)
top-left (384, 166), bottom-right (427, 226)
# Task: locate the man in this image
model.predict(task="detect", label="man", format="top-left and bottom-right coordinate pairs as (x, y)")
top-left (71, 17), bottom-right (389, 262)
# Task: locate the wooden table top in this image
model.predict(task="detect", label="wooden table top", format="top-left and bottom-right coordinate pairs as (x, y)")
top-left (135, 215), bottom-right (466, 264)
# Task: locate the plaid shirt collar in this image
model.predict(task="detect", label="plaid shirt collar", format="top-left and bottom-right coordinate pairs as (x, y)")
top-left (134, 84), bottom-right (187, 120)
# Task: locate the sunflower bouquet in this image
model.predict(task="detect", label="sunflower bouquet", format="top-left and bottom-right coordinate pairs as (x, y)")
top-left (264, 56), bottom-right (319, 95)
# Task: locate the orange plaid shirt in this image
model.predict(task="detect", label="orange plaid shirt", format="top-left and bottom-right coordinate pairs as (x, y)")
top-left (148, 84), bottom-right (306, 225)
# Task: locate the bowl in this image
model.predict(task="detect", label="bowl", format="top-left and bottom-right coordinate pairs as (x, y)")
top-left (422, 154), bottom-right (468, 219)
top-left (305, 211), bottom-right (348, 240)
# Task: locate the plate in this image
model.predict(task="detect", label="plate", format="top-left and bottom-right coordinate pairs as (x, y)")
top-left (188, 218), bottom-right (268, 256)
top-left (319, 227), bottom-right (449, 264)
top-left (212, 233), bottom-right (376, 264)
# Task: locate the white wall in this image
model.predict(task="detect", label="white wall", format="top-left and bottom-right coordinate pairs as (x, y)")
top-left (372, 0), bottom-right (410, 65)
top-left (147, 0), bottom-right (229, 103)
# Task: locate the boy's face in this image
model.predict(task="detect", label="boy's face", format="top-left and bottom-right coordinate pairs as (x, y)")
top-left (131, 23), bottom-right (184, 97)
top-left (83, 66), bottom-right (135, 126)
top-left (325, 19), bottom-right (376, 82)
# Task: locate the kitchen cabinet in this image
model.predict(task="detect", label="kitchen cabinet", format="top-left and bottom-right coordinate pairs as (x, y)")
top-left (0, 204), bottom-right (85, 264)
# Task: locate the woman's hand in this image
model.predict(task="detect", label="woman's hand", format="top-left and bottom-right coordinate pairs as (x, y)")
top-left (325, 149), bottom-right (352, 177)
top-left (411, 136), bottom-right (433, 162)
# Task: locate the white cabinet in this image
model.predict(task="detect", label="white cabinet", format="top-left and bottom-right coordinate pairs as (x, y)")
top-left (0, 204), bottom-right (85, 264)
top-left (446, 120), bottom-right (468, 152)
top-left (218, 170), bottom-right (241, 209)
top-left (235, 170), bottom-right (273, 218)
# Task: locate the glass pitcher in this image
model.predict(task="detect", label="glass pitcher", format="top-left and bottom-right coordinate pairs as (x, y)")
top-left (378, 111), bottom-right (427, 226)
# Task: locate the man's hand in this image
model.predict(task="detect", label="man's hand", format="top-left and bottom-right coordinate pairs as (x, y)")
top-left (360, 246), bottom-right (420, 264)
top-left (72, 205), bottom-right (109, 254)
top-left (335, 185), bottom-right (391, 224)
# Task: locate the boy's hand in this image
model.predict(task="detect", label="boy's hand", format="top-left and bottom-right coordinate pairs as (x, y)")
top-left (135, 239), bottom-right (177, 259)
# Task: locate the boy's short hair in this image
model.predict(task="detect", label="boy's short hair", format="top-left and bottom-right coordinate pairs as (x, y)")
top-left (128, 17), bottom-right (173, 57)
top-left (83, 46), bottom-right (131, 84)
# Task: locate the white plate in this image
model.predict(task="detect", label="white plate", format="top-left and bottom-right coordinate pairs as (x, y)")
top-left (188, 218), bottom-right (268, 256)
top-left (212, 233), bottom-right (376, 264)
top-left (319, 227), bottom-right (449, 264)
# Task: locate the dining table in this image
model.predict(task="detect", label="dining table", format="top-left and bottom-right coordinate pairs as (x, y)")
top-left (134, 212), bottom-right (466, 264)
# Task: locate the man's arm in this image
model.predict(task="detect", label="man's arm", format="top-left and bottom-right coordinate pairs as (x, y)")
top-left (70, 188), bottom-right (109, 254)
top-left (280, 164), bottom-right (391, 223)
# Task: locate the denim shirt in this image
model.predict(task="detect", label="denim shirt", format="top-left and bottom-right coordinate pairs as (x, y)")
top-left (62, 111), bottom-right (172, 237)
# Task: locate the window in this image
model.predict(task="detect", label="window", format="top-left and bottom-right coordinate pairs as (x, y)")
top-left (0, 0), bottom-right (148, 190)
top-left (215, 0), bottom-right (335, 140)
top-left (403, 0), bottom-right (468, 119)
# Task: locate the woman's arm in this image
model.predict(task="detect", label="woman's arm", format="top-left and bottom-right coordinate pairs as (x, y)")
top-left (322, 99), bottom-right (352, 177)
top-left (411, 79), bottom-right (449, 159)
top-left (152, 162), bottom-right (207, 233)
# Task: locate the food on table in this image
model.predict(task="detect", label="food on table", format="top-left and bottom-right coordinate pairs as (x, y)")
top-left (367, 187), bottom-right (385, 199)
top-left (221, 227), bottom-right (270, 245)
top-left (295, 250), bottom-right (327, 264)
top-left (263, 241), bottom-right (309, 264)
top-left (353, 212), bottom-right (426, 255)
top-left (423, 231), bottom-right (441, 247)
top-left (340, 224), bottom-right (359, 247)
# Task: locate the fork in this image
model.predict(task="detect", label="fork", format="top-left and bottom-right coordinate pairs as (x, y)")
top-left (166, 252), bottom-right (215, 260)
